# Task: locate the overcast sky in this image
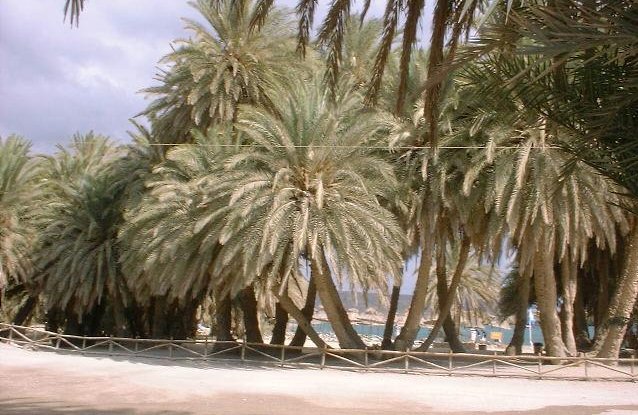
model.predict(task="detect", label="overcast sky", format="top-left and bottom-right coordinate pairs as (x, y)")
top-left (0, 0), bottom-right (425, 154)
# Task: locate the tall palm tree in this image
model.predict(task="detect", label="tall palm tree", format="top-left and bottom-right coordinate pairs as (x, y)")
top-left (456, 62), bottom-right (631, 356)
top-left (119, 127), bottom-right (236, 333)
top-left (0, 137), bottom-right (38, 293)
top-left (499, 264), bottom-right (533, 355)
top-left (0, 136), bottom-right (41, 322)
top-left (33, 134), bottom-right (143, 336)
top-left (455, 1), bottom-right (637, 358)
top-left (216, 78), bottom-right (406, 349)
top-left (383, 84), bottom-right (499, 351)
top-left (142, 0), bottom-right (300, 145)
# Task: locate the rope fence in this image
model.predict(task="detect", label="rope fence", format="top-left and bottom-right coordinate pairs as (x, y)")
top-left (1, 323), bottom-right (636, 382)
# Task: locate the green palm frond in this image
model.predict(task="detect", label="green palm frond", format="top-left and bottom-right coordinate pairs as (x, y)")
top-left (0, 136), bottom-right (40, 289)
top-left (119, 126), bottom-right (238, 302)
top-left (142, 0), bottom-right (300, 145)
top-left (33, 134), bottom-right (142, 319)
top-left (459, 0), bottom-right (638, 198)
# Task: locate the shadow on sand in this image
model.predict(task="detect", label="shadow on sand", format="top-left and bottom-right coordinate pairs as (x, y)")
top-left (0, 398), bottom-right (190, 415)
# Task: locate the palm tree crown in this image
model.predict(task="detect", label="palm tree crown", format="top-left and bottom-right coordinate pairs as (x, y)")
top-left (142, 0), bottom-right (299, 144)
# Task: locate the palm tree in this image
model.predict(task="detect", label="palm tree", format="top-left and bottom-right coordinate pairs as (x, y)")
top-left (119, 127), bottom-right (237, 337)
top-left (141, 0), bottom-right (300, 145)
top-left (32, 134), bottom-right (147, 336)
top-left (216, 78), bottom-right (406, 349)
top-left (0, 136), bottom-right (40, 321)
top-left (455, 64), bottom-right (631, 356)
top-left (0, 137), bottom-right (38, 293)
top-left (383, 84), bottom-right (497, 352)
top-left (499, 264), bottom-right (533, 355)
top-left (455, 0), bottom-right (637, 358)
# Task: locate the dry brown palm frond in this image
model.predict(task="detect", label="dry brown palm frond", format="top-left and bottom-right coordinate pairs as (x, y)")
top-left (317, 0), bottom-right (352, 98)
top-left (250, 0), bottom-right (275, 30)
top-left (359, 0), bottom-right (372, 26)
top-left (365, 0), bottom-right (402, 107)
top-left (423, 0), bottom-right (451, 148)
top-left (295, 0), bottom-right (318, 57)
top-left (395, 0), bottom-right (425, 115)
top-left (63, 0), bottom-right (84, 26)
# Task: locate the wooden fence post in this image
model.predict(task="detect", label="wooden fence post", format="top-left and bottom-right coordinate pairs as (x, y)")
top-left (492, 351), bottom-right (497, 375)
top-left (321, 347), bottom-right (326, 369)
top-left (404, 353), bottom-right (409, 374)
top-left (583, 354), bottom-right (589, 380)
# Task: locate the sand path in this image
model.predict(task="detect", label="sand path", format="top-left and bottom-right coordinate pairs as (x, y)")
top-left (1, 343), bottom-right (637, 414)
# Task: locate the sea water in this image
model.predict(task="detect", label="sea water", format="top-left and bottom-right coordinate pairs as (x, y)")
top-left (306, 321), bottom-right (548, 345)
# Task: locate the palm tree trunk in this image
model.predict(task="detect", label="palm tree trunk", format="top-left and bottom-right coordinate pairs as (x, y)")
top-left (239, 284), bottom-right (263, 343)
top-left (573, 272), bottom-right (591, 350)
top-left (270, 302), bottom-right (288, 345)
top-left (442, 315), bottom-right (465, 352)
top-left (594, 254), bottom-right (610, 342)
top-left (506, 271), bottom-right (531, 355)
top-left (381, 284), bottom-right (401, 350)
top-left (534, 253), bottom-right (567, 357)
top-left (423, 0), bottom-right (451, 146)
top-left (172, 296), bottom-right (199, 339)
top-left (215, 291), bottom-right (234, 342)
top-left (312, 252), bottom-right (365, 349)
top-left (45, 307), bottom-right (61, 333)
top-left (416, 235), bottom-right (470, 352)
top-left (596, 225), bottom-right (638, 359)
top-left (394, 241), bottom-right (433, 350)
top-left (87, 301), bottom-right (106, 337)
top-left (150, 296), bottom-right (168, 338)
top-left (289, 275), bottom-right (317, 347)
top-left (64, 307), bottom-right (82, 336)
top-left (275, 290), bottom-right (326, 349)
top-left (560, 257), bottom-right (578, 355)
top-left (12, 295), bottom-right (37, 326)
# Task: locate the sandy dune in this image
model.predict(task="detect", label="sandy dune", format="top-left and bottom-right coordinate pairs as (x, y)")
top-left (1, 343), bottom-right (637, 415)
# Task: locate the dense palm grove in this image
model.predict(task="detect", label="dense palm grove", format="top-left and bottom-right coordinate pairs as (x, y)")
top-left (1, 0), bottom-right (637, 360)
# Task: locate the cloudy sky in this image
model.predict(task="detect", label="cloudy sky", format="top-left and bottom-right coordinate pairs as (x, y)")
top-left (0, 0), bottom-right (429, 154)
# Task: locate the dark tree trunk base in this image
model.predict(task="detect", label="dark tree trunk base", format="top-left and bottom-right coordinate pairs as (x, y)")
top-left (270, 302), bottom-right (289, 345)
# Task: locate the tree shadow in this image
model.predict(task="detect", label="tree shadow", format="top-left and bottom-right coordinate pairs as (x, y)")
top-left (0, 398), bottom-right (191, 415)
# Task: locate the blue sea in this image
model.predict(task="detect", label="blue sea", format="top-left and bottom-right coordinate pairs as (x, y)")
top-left (307, 321), bottom-right (547, 345)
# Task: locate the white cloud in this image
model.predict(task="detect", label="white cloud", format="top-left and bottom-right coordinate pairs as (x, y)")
top-left (0, 1), bottom-right (428, 154)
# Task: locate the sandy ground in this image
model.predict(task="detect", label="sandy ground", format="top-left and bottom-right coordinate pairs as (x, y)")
top-left (1, 343), bottom-right (637, 415)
